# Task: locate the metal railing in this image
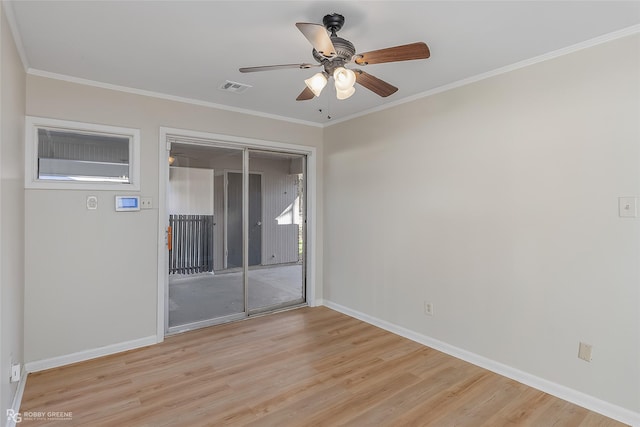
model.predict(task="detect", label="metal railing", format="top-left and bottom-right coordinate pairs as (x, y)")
top-left (169, 214), bottom-right (214, 275)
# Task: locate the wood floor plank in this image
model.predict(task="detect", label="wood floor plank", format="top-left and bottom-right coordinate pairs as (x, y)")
top-left (19, 306), bottom-right (628, 426)
top-left (307, 372), bottom-right (422, 427)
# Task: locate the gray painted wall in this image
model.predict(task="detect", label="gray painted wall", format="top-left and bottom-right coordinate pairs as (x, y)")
top-left (0, 3), bottom-right (26, 419)
top-left (323, 34), bottom-right (639, 413)
top-left (261, 170), bottom-right (301, 266)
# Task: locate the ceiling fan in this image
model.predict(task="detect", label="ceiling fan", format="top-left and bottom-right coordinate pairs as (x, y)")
top-left (239, 13), bottom-right (430, 101)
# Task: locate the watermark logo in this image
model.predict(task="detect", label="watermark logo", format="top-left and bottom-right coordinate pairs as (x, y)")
top-left (7, 409), bottom-right (73, 423)
top-left (6, 409), bottom-right (21, 423)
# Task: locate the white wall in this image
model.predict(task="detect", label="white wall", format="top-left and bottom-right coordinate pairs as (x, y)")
top-left (24, 75), bottom-right (323, 365)
top-left (168, 167), bottom-right (214, 215)
top-left (0, 2), bottom-right (26, 419)
top-left (324, 34), bottom-right (639, 414)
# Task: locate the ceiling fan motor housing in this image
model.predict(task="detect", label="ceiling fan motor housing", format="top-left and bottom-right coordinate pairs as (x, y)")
top-left (313, 36), bottom-right (356, 74)
top-left (331, 37), bottom-right (355, 60)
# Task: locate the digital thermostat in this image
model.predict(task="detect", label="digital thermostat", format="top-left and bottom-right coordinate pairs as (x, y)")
top-left (115, 196), bottom-right (140, 212)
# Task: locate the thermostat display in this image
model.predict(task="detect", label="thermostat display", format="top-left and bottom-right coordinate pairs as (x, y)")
top-left (115, 196), bottom-right (140, 211)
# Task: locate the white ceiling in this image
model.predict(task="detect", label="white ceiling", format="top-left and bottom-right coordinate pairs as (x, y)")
top-left (7, 1), bottom-right (640, 126)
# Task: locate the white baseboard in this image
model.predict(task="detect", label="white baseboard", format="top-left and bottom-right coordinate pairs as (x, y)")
top-left (322, 300), bottom-right (640, 427)
top-left (6, 370), bottom-right (28, 427)
top-left (24, 335), bottom-right (157, 373)
top-left (310, 298), bottom-right (323, 307)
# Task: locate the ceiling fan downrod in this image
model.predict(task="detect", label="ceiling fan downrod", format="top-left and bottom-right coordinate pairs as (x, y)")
top-left (322, 13), bottom-right (345, 35)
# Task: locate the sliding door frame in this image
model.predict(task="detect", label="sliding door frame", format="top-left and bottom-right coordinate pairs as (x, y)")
top-left (157, 127), bottom-right (317, 341)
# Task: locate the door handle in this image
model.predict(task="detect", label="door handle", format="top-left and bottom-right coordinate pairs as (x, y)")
top-left (256, 221), bottom-right (262, 226)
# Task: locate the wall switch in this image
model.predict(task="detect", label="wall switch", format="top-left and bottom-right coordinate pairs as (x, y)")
top-left (424, 302), bottom-right (434, 316)
top-left (619, 197), bottom-right (638, 218)
top-left (141, 197), bottom-right (153, 209)
top-left (578, 342), bottom-right (592, 362)
top-left (10, 364), bottom-right (20, 383)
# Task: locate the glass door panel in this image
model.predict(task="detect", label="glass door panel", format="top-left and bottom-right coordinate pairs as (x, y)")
top-left (167, 143), bottom-right (245, 331)
top-left (166, 143), bottom-right (308, 333)
top-left (247, 150), bottom-right (306, 313)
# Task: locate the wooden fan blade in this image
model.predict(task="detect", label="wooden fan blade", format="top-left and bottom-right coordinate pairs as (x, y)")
top-left (239, 63), bottom-right (318, 73)
top-left (295, 23), bottom-right (336, 57)
top-left (296, 87), bottom-right (315, 101)
top-left (354, 42), bottom-right (430, 65)
top-left (355, 70), bottom-right (398, 97)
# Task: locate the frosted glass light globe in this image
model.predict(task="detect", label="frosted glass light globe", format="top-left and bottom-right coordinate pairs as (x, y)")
top-left (333, 67), bottom-right (356, 91)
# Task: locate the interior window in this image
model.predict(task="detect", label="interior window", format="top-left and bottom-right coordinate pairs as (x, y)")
top-left (37, 128), bottom-right (131, 183)
top-left (26, 117), bottom-right (140, 190)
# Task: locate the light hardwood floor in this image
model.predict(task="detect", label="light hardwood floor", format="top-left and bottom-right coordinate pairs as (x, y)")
top-left (20, 307), bottom-right (627, 426)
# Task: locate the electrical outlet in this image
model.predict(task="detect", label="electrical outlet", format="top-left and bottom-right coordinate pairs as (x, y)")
top-left (578, 342), bottom-right (592, 362)
top-left (10, 364), bottom-right (20, 383)
top-left (424, 301), bottom-right (434, 316)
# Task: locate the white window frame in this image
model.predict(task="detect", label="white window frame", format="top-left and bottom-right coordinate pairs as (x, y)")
top-left (25, 116), bottom-right (141, 190)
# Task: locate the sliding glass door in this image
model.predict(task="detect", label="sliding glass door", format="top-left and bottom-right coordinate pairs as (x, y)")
top-left (167, 144), bottom-right (245, 330)
top-left (247, 150), bottom-right (306, 314)
top-left (166, 141), bottom-right (306, 333)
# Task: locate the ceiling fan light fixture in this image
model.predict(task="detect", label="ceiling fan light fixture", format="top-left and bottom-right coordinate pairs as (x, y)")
top-left (304, 72), bottom-right (328, 97)
top-left (336, 86), bottom-right (355, 100)
top-left (333, 67), bottom-right (356, 91)
top-left (241, 14), bottom-right (432, 105)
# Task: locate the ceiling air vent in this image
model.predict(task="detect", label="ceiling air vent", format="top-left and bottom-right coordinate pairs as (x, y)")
top-left (219, 80), bottom-right (252, 94)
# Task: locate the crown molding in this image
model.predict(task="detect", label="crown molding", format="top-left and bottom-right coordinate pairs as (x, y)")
top-left (326, 24), bottom-right (640, 127)
top-left (21, 22), bottom-right (640, 129)
top-left (26, 68), bottom-right (323, 128)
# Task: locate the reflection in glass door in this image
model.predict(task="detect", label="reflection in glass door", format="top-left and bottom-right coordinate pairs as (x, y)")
top-left (247, 150), bottom-right (306, 313)
top-left (167, 143), bottom-right (245, 331)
